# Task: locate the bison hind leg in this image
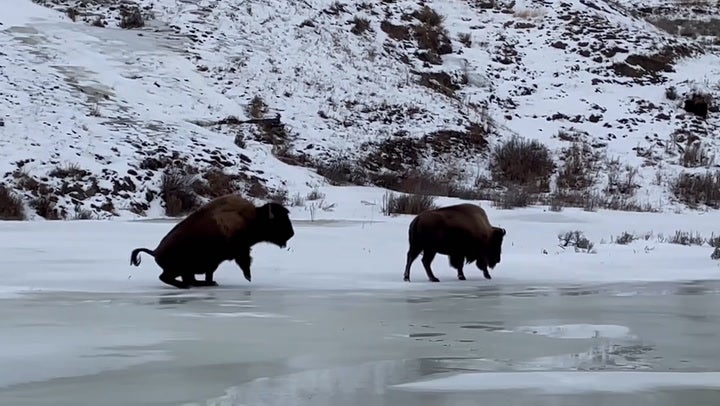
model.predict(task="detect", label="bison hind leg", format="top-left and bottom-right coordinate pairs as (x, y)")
top-left (449, 255), bottom-right (466, 281)
top-left (159, 270), bottom-right (190, 289)
top-left (203, 270), bottom-right (219, 286)
top-left (180, 272), bottom-right (215, 287)
top-left (420, 250), bottom-right (440, 282)
top-left (403, 245), bottom-right (422, 282)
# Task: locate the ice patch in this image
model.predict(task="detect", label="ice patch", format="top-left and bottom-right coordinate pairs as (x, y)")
top-left (391, 371), bottom-right (720, 394)
top-left (511, 324), bottom-right (634, 339)
top-left (174, 311), bottom-right (288, 319)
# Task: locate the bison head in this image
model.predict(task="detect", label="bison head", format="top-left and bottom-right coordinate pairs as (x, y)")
top-left (486, 226), bottom-right (506, 268)
top-left (257, 202), bottom-right (295, 248)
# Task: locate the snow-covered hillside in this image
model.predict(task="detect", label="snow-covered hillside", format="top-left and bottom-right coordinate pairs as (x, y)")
top-left (1, 0), bottom-right (720, 220)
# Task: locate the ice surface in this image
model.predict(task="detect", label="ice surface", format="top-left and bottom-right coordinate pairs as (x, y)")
top-left (3, 285), bottom-right (719, 405)
top-left (511, 324), bottom-right (635, 339)
top-left (391, 371), bottom-right (720, 394)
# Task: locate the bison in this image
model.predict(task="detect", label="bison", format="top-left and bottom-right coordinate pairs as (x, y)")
top-left (403, 203), bottom-right (506, 282)
top-left (130, 194), bottom-right (295, 289)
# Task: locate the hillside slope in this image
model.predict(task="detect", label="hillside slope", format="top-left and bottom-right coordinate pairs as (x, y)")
top-left (1, 0), bottom-right (719, 220)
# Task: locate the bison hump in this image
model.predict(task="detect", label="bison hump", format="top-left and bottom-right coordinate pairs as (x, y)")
top-left (212, 207), bottom-right (250, 238)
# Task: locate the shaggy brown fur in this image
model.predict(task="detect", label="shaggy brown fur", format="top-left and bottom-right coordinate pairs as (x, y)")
top-left (403, 203), bottom-right (506, 282)
top-left (130, 194), bottom-right (295, 289)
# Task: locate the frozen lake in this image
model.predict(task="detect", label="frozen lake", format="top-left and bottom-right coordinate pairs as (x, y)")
top-left (2, 280), bottom-right (720, 406)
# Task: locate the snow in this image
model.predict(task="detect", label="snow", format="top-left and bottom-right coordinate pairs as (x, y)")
top-left (1, 185), bottom-right (719, 298)
top-left (2, 0), bottom-right (720, 220)
top-left (390, 371), bottom-right (720, 394)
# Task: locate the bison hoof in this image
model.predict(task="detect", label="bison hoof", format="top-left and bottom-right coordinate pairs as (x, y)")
top-left (403, 277), bottom-right (410, 282)
top-left (458, 275), bottom-right (466, 281)
top-left (429, 277), bottom-right (440, 282)
top-left (483, 271), bottom-right (492, 280)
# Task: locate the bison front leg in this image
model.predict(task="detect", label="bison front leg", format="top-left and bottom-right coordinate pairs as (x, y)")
top-left (421, 250), bottom-right (440, 282)
top-left (476, 257), bottom-right (492, 280)
top-left (234, 249), bottom-right (253, 282)
top-left (449, 255), bottom-right (466, 280)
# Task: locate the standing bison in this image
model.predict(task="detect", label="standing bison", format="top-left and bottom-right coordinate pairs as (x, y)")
top-left (130, 194), bottom-right (295, 289)
top-left (403, 203), bottom-right (506, 282)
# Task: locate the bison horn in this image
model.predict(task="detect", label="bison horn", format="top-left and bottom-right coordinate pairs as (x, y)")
top-left (268, 203), bottom-right (274, 220)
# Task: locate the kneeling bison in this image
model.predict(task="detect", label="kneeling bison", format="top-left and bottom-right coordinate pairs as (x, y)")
top-left (403, 203), bottom-right (506, 282)
top-left (130, 194), bottom-right (295, 289)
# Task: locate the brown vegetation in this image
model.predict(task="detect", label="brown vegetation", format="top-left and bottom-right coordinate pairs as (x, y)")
top-left (382, 191), bottom-right (437, 215)
top-left (489, 135), bottom-right (554, 192)
top-left (160, 169), bottom-right (201, 217)
top-left (0, 185), bottom-right (26, 220)
top-left (670, 170), bottom-right (720, 209)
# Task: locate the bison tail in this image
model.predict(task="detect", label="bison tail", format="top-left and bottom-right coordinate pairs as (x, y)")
top-left (130, 248), bottom-right (155, 266)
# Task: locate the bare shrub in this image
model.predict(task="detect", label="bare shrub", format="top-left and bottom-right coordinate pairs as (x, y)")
top-left (66, 7), bottom-right (78, 21)
top-left (670, 170), bottom-right (720, 208)
top-left (119, 5), bottom-right (144, 29)
top-left (665, 86), bottom-right (678, 100)
top-left (306, 187), bottom-right (325, 201)
top-left (708, 233), bottom-right (720, 248)
top-left (194, 169), bottom-right (239, 198)
top-left (247, 95), bottom-right (268, 119)
top-left (665, 230), bottom-right (705, 246)
top-left (0, 185), bottom-right (26, 220)
top-left (549, 189), bottom-right (657, 213)
top-left (492, 186), bottom-right (533, 209)
top-left (160, 169), bottom-right (201, 217)
top-left (30, 196), bottom-right (61, 220)
top-left (291, 192), bottom-right (305, 207)
top-left (351, 16), bottom-right (371, 35)
top-left (680, 141), bottom-right (714, 168)
top-left (490, 136), bottom-right (554, 192)
top-left (604, 160), bottom-right (639, 197)
top-left (711, 247), bottom-right (720, 260)
top-left (457, 32), bottom-right (472, 47)
top-left (88, 103), bottom-right (101, 117)
top-left (558, 230), bottom-right (596, 253)
top-left (72, 204), bottom-right (94, 220)
top-left (315, 158), bottom-right (367, 186)
top-left (382, 191), bottom-right (437, 215)
top-left (614, 231), bottom-right (637, 245)
top-left (92, 16), bottom-right (105, 27)
top-left (513, 8), bottom-right (547, 19)
top-left (555, 141), bottom-right (601, 191)
top-left (391, 169), bottom-right (453, 196)
top-left (548, 194), bottom-right (564, 212)
top-left (410, 5), bottom-right (452, 61)
top-left (48, 163), bottom-right (89, 179)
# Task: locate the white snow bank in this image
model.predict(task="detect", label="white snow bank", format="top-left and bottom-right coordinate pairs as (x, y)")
top-left (0, 0), bottom-right (64, 26)
top-left (1, 186), bottom-right (720, 297)
top-left (391, 371), bottom-right (720, 394)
